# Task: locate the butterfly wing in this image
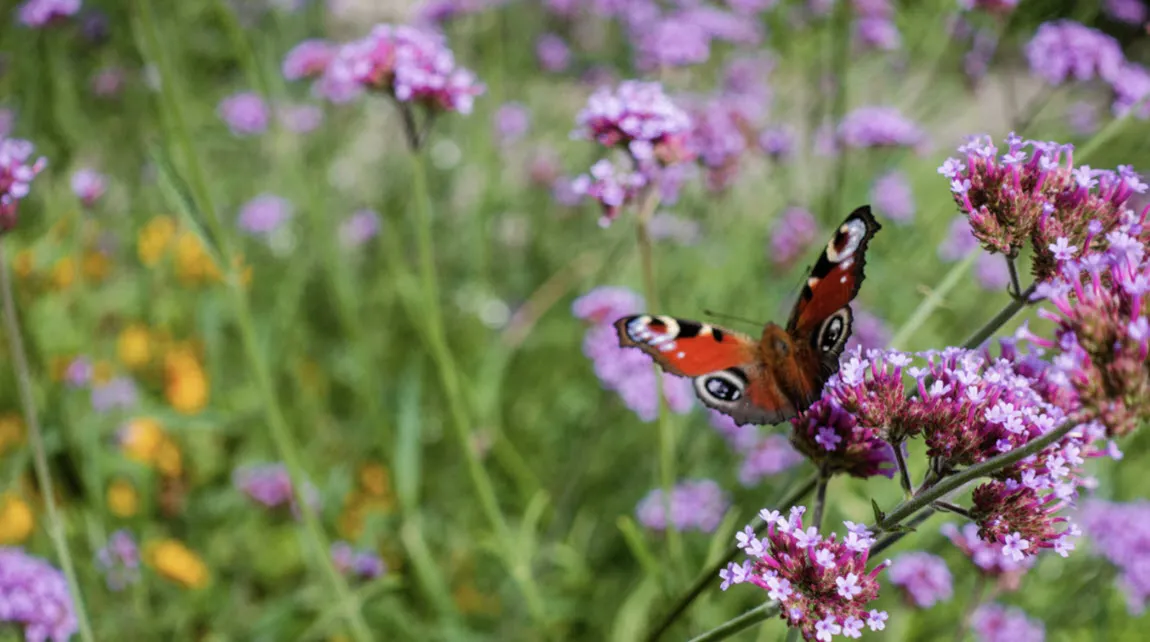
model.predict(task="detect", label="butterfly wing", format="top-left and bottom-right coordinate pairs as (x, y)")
top-left (785, 205), bottom-right (882, 382)
top-left (614, 315), bottom-right (796, 425)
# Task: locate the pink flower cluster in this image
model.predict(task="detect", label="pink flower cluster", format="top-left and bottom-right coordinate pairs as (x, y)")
top-left (573, 81), bottom-right (693, 166)
top-left (710, 411), bottom-right (804, 486)
top-left (233, 463), bottom-right (321, 518)
top-left (635, 479), bottom-right (730, 533)
top-left (887, 552), bottom-right (953, 608)
top-left (939, 133), bottom-right (1146, 280)
top-left (942, 521), bottom-right (1035, 591)
top-left (570, 160), bottom-right (648, 227)
top-left (285, 25), bottom-right (484, 114)
top-left (836, 106), bottom-right (927, 151)
top-left (0, 137), bottom-right (48, 233)
top-left (572, 287), bottom-right (693, 422)
top-left (722, 506), bottom-right (890, 640)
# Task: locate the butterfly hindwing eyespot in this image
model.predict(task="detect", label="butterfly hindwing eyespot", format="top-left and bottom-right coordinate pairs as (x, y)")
top-left (695, 368), bottom-right (748, 405)
top-left (815, 307), bottom-right (853, 355)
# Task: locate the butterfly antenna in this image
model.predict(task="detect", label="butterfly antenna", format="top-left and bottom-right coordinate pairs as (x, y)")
top-left (703, 309), bottom-right (765, 329)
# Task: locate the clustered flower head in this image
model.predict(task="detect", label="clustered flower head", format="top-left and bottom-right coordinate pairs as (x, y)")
top-left (1078, 499), bottom-right (1150, 613)
top-left (302, 24), bottom-right (484, 114)
top-left (573, 287), bottom-right (694, 422)
top-left (17, 0), bottom-right (80, 28)
top-left (330, 541), bottom-right (387, 581)
top-left (573, 80), bottom-right (693, 166)
top-left (217, 92), bottom-right (269, 137)
top-left (70, 168), bottom-right (107, 207)
top-left (970, 603), bottom-right (1045, 642)
top-left (939, 132), bottom-right (1147, 280)
top-left (233, 463), bottom-right (321, 518)
top-left (96, 529), bottom-right (141, 591)
top-left (1024, 20), bottom-right (1125, 87)
top-left (887, 552), bottom-right (953, 608)
top-left (790, 391), bottom-right (896, 479)
top-left (0, 548), bottom-right (78, 642)
top-left (769, 207), bottom-right (820, 268)
top-left (722, 507), bottom-right (890, 640)
top-left (635, 479), bottom-right (730, 533)
top-left (685, 98), bottom-right (756, 192)
top-left (708, 411), bottom-right (805, 486)
top-left (941, 522), bottom-right (1034, 591)
top-left (0, 137), bottom-right (48, 233)
top-left (836, 106), bottom-right (927, 151)
top-left (1023, 215), bottom-right (1150, 437)
top-left (570, 160), bottom-right (648, 227)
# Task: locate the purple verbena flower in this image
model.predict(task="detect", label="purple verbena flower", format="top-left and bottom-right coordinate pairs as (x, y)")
top-left (844, 307), bottom-right (892, 353)
top-left (1065, 101), bottom-right (1100, 135)
top-left (939, 216), bottom-right (980, 262)
top-left (975, 253), bottom-right (1011, 291)
top-left (958, 0), bottom-right (1020, 13)
top-left (739, 434), bottom-right (805, 486)
top-left (233, 462), bottom-right (321, 518)
top-left (282, 39), bottom-right (335, 81)
top-left (238, 193), bottom-right (293, 237)
top-left (17, 0), bottom-right (80, 27)
top-left (970, 603), bottom-right (1045, 642)
top-left (573, 80), bottom-right (693, 166)
top-left (95, 529), bottom-right (140, 591)
top-left (759, 125), bottom-right (796, 161)
top-left (1025, 20), bottom-right (1126, 86)
top-left (571, 159), bottom-right (647, 227)
top-left (769, 206), bottom-right (820, 268)
top-left (493, 102), bottom-right (530, 145)
top-left (217, 92), bottom-right (269, 136)
top-left (942, 522), bottom-right (1034, 590)
top-left (0, 137), bottom-right (48, 232)
top-left (634, 16), bottom-right (712, 70)
top-left (331, 541), bottom-right (388, 581)
top-left (535, 33), bottom-right (571, 72)
top-left (855, 17), bottom-right (901, 51)
top-left (71, 168), bottom-right (106, 207)
top-left (277, 103), bottom-right (324, 134)
top-left (636, 479), bottom-right (730, 532)
top-left (837, 106), bottom-right (927, 151)
top-left (339, 209), bottom-right (382, 248)
top-left (721, 507), bottom-right (890, 640)
top-left (686, 98), bottom-right (752, 192)
top-left (791, 386), bottom-right (897, 479)
top-left (90, 376), bottom-right (138, 412)
top-left (0, 548), bottom-right (78, 641)
top-left (1110, 63), bottom-right (1150, 120)
top-left (1079, 499), bottom-right (1150, 613)
top-left (887, 552), bottom-right (953, 608)
top-left (870, 170), bottom-right (915, 224)
top-left (1104, 0), bottom-right (1148, 24)
top-left (64, 356), bottom-right (92, 388)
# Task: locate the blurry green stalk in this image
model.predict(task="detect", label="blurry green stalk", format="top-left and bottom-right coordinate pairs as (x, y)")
top-left (133, 2), bottom-right (373, 639)
top-left (0, 244), bottom-right (96, 642)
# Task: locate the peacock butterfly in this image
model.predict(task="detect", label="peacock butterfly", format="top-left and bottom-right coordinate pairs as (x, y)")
top-left (614, 205), bottom-right (882, 426)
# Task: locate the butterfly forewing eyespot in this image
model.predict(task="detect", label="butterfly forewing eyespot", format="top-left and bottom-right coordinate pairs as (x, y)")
top-left (825, 218), bottom-right (869, 263)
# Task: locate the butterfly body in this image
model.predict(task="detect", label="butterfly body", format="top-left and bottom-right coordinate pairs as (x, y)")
top-left (615, 206), bottom-right (881, 426)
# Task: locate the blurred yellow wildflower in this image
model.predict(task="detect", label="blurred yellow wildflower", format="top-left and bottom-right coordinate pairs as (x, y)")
top-left (145, 539), bottom-right (209, 589)
top-left (0, 493), bottom-right (34, 544)
top-left (164, 345), bottom-right (209, 414)
top-left (107, 479), bottom-right (140, 517)
top-left (0, 414), bottom-right (24, 456)
top-left (82, 250), bottom-right (111, 282)
top-left (453, 581), bottom-right (501, 616)
top-left (12, 250), bottom-right (34, 280)
top-left (120, 417), bottom-right (166, 464)
top-left (91, 360), bottom-right (115, 385)
top-left (174, 231), bottom-right (216, 285)
top-left (117, 325), bottom-right (152, 369)
top-left (138, 215), bottom-right (176, 267)
top-left (155, 439), bottom-right (183, 478)
top-left (49, 257), bottom-right (75, 290)
top-left (359, 463), bottom-right (392, 498)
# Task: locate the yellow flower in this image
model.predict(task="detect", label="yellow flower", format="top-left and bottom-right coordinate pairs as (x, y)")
top-left (174, 232), bottom-right (213, 285)
top-left (164, 346), bottom-right (209, 414)
top-left (119, 417), bottom-right (166, 464)
top-left (91, 360), bottom-right (115, 385)
top-left (452, 581), bottom-right (501, 616)
top-left (0, 493), bottom-right (34, 544)
top-left (49, 257), bottom-right (75, 290)
top-left (107, 479), bottom-right (139, 517)
top-left (12, 250), bottom-right (34, 280)
top-left (145, 539), bottom-right (209, 589)
top-left (138, 216), bottom-right (176, 267)
top-left (0, 414), bottom-right (24, 456)
top-left (155, 440), bottom-right (183, 478)
top-left (117, 325), bottom-right (152, 369)
top-left (82, 250), bottom-right (111, 282)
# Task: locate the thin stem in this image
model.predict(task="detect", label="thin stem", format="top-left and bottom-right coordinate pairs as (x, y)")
top-left (644, 472), bottom-right (818, 642)
top-left (870, 508), bottom-right (938, 556)
top-left (892, 441), bottom-right (912, 497)
top-left (877, 419), bottom-right (1078, 531)
top-left (960, 283), bottom-right (1037, 349)
top-left (811, 468), bottom-right (830, 530)
top-left (933, 501), bottom-right (973, 519)
top-left (889, 252), bottom-right (977, 350)
top-left (0, 244), bottom-right (95, 642)
top-left (1004, 255), bottom-right (1023, 301)
top-left (952, 575), bottom-right (988, 642)
top-left (687, 601), bottom-right (782, 642)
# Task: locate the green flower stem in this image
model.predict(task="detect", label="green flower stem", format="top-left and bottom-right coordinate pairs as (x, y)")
top-left (644, 472), bottom-right (818, 642)
top-left (889, 251), bottom-right (977, 350)
top-left (811, 468), bottom-right (830, 530)
top-left (960, 283), bottom-right (1037, 349)
top-left (687, 601), bottom-right (781, 642)
top-left (0, 244), bottom-right (95, 642)
top-left (133, 3), bottom-right (372, 639)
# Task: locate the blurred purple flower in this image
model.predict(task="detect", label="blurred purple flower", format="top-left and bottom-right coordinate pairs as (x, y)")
top-left (687, 99), bottom-right (750, 192)
top-left (1079, 500), bottom-right (1150, 613)
top-left (318, 25), bottom-right (484, 114)
top-left (218, 92), bottom-right (269, 136)
top-left (681, 6), bottom-right (762, 45)
top-left (844, 307), bottom-right (891, 353)
top-left (91, 67), bottom-right (126, 98)
top-left (91, 376), bottom-right (138, 413)
top-left (975, 253), bottom-right (1010, 291)
top-left (855, 17), bottom-right (901, 51)
top-left (331, 541), bottom-right (387, 580)
top-left (870, 170), bottom-right (915, 224)
top-left (738, 434), bottom-right (804, 486)
top-left (493, 102), bottom-right (530, 145)
top-left (938, 216), bottom-right (979, 262)
top-left (238, 194), bottom-right (293, 236)
top-left (571, 159), bottom-right (647, 227)
top-left (234, 462), bottom-right (321, 516)
top-left (768, 206), bottom-right (819, 268)
top-left (647, 213), bottom-right (701, 246)
top-left (970, 603), bottom-right (1044, 642)
top-left (551, 176), bottom-right (584, 207)
top-left (1024, 20), bottom-right (1125, 86)
top-left (526, 145), bottom-right (561, 187)
top-left (0, 109), bottom-right (12, 139)
top-left (1065, 101), bottom-right (1100, 135)
top-left (887, 552), bottom-right (953, 608)
top-left (71, 168), bottom-right (106, 207)
top-left (17, 0), bottom-right (80, 27)
top-left (277, 103), bottom-right (324, 134)
top-left (837, 106), bottom-right (927, 150)
top-left (636, 479), bottom-right (729, 532)
top-left (758, 125), bottom-right (796, 161)
top-left (339, 209), bottom-right (381, 248)
top-left (708, 409), bottom-right (762, 453)
top-left (0, 548), bottom-right (78, 641)
top-left (635, 17), bottom-right (711, 70)
top-left (1110, 63), bottom-right (1150, 119)
top-left (0, 137), bottom-right (48, 233)
top-left (942, 522), bottom-right (1035, 588)
top-left (958, 0), bottom-right (1020, 12)
top-left (64, 356), bottom-right (92, 388)
top-left (535, 33), bottom-right (571, 73)
top-left (1104, 0), bottom-right (1148, 24)
top-left (282, 39), bottom-right (335, 81)
top-left (575, 286), bottom-right (695, 421)
top-left (574, 80), bottom-right (693, 165)
top-left (96, 529), bottom-right (140, 591)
